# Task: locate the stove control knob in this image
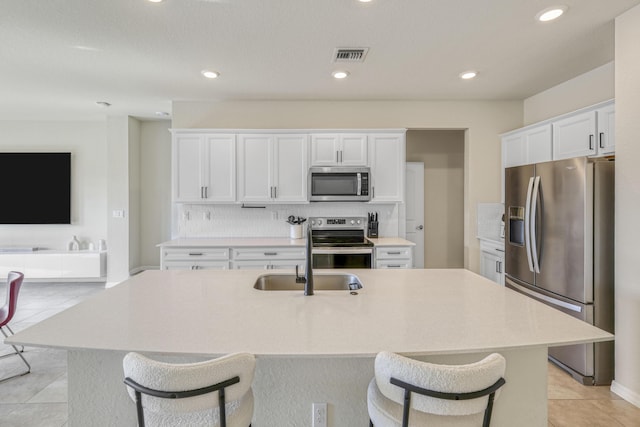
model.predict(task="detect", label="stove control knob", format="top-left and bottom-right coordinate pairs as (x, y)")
top-left (356, 219), bottom-right (361, 225)
top-left (317, 219), bottom-right (323, 226)
top-left (350, 220), bottom-right (355, 225)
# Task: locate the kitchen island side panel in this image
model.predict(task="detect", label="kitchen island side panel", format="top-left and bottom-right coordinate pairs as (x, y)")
top-left (68, 347), bottom-right (547, 427)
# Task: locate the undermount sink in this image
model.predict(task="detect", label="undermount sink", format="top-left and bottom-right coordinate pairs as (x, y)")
top-left (253, 273), bottom-right (363, 291)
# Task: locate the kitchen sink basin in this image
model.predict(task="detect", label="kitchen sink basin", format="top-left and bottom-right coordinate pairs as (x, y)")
top-left (253, 273), bottom-right (363, 291)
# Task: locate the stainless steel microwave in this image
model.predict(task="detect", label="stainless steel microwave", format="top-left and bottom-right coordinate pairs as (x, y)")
top-left (309, 167), bottom-right (371, 202)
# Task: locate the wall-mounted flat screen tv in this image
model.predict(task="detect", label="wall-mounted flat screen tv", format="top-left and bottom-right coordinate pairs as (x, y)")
top-left (0, 153), bottom-right (71, 224)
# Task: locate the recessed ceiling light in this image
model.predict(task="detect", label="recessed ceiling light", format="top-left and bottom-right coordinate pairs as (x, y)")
top-left (72, 45), bottom-right (100, 52)
top-left (332, 71), bottom-right (350, 79)
top-left (201, 70), bottom-right (220, 79)
top-left (148, 0), bottom-right (164, 3)
top-left (536, 6), bottom-right (567, 22)
top-left (155, 111), bottom-right (170, 117)
top-left (459, 71), bottom-right (478, 80)
top-left (358, 0), bottom-right (373, 3)
top-left (96, 101), bottom-right (111, 107)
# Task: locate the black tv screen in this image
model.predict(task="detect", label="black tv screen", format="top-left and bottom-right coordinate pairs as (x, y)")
top-left (0, 153), bottom-right (71, 224)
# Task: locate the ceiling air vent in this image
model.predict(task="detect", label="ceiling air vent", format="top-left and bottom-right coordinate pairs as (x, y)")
top-left (333, 48), bottom-right (369, 63)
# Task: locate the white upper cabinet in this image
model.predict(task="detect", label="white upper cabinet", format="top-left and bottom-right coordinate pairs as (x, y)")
top-left (237, 134), bottom-right (308, 203)
top-left (502, 124), bottom-right (552, 168)
top-left (596, 104), bottom-right (615, 155)
top-left (173, 133), bottom-right (236, 203)
top-left (310, 134), bottom-right (368, 166)
top-left (369, 133), bottom-right (405, 203)
top-left (553, 101), bottom-right (615, 160)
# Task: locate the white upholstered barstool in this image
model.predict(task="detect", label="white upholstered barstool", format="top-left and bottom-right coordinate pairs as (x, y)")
top-left (123, 352), bottom-right (255, 427)
top-left (368, 351), bottom-right (506, 427)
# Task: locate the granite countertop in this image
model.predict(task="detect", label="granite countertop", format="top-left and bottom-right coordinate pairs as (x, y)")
top-left (9, 269), bottom-right (612, 357)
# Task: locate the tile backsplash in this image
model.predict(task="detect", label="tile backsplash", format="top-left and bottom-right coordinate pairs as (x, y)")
top-left (175, 203), bottom-right (399, 239)
top-left (477, 202), bottom-right (504, 242)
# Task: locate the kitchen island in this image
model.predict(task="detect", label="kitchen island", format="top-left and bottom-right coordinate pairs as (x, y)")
top-left (8, 269), bottom-right (612, 426)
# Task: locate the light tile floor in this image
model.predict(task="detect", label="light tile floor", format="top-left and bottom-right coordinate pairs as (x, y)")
top-left (2, 281), bottom-right (640, 426)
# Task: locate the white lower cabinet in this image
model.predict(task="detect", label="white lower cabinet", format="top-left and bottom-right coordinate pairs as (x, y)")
top-left (231, 247), bottom-right (306, 270)
top-left (161, 247), bottom-right (230, 270)
top-left (479, 240), bottom-right (504, 285)
top-left (375, 246), bottom-right (413, 269)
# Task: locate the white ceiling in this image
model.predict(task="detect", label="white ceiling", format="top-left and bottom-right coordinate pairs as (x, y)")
top-left (2, 0), bottom-right (639, 120)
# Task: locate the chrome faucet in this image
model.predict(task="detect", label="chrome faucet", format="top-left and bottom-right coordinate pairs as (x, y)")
top-left (295, 225), bottom-right (314, 295)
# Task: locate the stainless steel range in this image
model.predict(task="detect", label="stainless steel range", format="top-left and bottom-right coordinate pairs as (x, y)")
top-left (310, 217), bottom-right (373, 269)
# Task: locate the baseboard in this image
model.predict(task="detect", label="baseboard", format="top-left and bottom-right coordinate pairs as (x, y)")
top-left (611, 380), bottom-right (640, 408)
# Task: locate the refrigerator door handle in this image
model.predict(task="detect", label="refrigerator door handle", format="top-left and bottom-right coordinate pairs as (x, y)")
top-left (507, 279), bottom-right (583, 313)
top-left (524, 176), bottom-right (535, 273)
top-left (530, 176), bottom-right (541, 273)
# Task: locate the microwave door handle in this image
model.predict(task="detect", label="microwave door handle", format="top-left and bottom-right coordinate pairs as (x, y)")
top-left (357, 173), bottom-right (362, 196)
top-left (524, 176), bottom-right (535, 273)
top-left (530, 176), bottom-right (541, 273)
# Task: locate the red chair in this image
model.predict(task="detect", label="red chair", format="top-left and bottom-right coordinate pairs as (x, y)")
top-left (0, 271), bottom-right (30, 382)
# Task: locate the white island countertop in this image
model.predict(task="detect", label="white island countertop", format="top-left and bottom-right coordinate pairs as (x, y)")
top-left (9, 269), bottom-right (611, 357)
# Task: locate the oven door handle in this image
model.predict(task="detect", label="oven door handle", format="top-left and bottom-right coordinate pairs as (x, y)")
top-left (312, 248), bottom-right (373, 255)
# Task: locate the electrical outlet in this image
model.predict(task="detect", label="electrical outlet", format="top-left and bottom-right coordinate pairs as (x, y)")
top-left (312, 403), bottom-right (327, 427)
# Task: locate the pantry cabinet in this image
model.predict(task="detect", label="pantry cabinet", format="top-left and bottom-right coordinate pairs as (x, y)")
top-left (173, 133), bottom-right (236, 203)
top-left (310, 134), bottom-right (368, 166)
top-left (237, 134), bottom-right (308, 203)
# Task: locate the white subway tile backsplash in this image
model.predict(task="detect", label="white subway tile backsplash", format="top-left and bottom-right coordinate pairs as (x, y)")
top-left (175, 203), bottom-right (399, 238)
top-left (477, 202), bottom-right (504, 242)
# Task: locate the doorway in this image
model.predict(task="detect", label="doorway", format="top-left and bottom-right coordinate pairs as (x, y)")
top-left (405, 130), bottom-right (464, 268)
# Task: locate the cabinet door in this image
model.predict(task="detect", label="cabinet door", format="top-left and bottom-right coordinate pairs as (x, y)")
top-left (596, 105), bottom-right (615, 155)
top-left (273, 134), bottom-right (308, 202)
top-left (502, 133), bottom-right (526, 168)
top-left (526, 125), bottom-right (553, 164)
top-left (310, 134), bottom-right (368, 166)
top-left (340, 134), bottom-right (368, 165)
top-left (370, 134), bottom-right (405, 202)
top-left (202, 134), bottom-right (236, 202)
top-left (173, 134), bottom-right (205, 202)
top-left (553, 111), bottom-right (597, 160)
top-left (503, 125), bottom-right (552, 168)
top-left (310, 134), bottom-right (340, 166)
top-left (480, 250), bottom-right (502, 284)
top-left (237, 134), bottom-right (274, 202)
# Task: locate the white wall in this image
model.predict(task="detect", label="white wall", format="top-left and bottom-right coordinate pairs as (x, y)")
top-left (0, 121), bottom-right (107, 252)
top-left (172, 100), bottom-right (523, 273)
top-left (523, 62), bottom-right (614, 125)
top-left (406, 130), bottom-right (465, 268)
top-left (612, 4), bottom-right (640, 408)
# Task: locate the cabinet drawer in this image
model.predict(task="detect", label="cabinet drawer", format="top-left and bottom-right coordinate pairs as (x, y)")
top-left (232, 247), bottom-right (305, 260)
top-left (376, 260), bottom-right (412, 269)
top-left (162, 247), bottom-right (230, 261)
top-left (163, 260), bottom-right (229, 270)
top-left (375, 247), bottom-right (412, 259)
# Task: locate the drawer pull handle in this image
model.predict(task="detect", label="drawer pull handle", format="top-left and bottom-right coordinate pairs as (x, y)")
top-left (387, 251), bottom-right (402, 255)
top-left (188, 252), bottom-right (204, 256)
top-left (388, 264), bottom-right (401, 268)
top-left (264, 252), bottom-right (277, 256)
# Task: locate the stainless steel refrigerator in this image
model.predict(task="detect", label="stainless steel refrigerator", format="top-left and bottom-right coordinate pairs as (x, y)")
top-left (504, 157), bottom-right (614, 385)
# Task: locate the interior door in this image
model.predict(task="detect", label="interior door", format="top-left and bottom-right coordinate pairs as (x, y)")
top-left (405, 162), bottom-right (424, 268)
